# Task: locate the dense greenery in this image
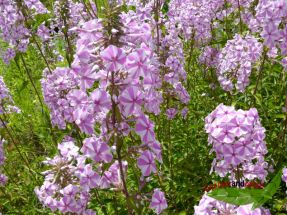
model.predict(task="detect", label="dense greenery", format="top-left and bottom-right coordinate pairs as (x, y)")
top-left (1, 0), bottom-right (287, 214)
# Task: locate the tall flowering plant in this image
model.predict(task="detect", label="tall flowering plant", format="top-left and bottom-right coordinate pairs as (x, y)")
top-left (194, 104), bottom-right (271, 214)
top-left (35, 0), bottom-right (195, 213)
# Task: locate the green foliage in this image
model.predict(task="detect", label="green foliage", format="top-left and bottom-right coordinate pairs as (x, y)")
top-left (208, 169), bottom-right (282, 209)
top-left (1, 2), bottom-right (287, 215)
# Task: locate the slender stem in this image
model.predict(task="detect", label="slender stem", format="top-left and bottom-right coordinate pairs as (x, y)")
top-left (62, 0), bottom-right (74, 67)
top-left (110, 72), bottom-right (132, 214)
top-left (253, 49), bottom-right (267, 95)
top-left (281, 91), bottom-right (287, 146)
top-left (117, 147), bottom-right (129, 199)
top-left (0, 116), bottom-right (38, 181)
top-left (82, 0), bottom-right (97, 18)
top-left (167, 97), bottom-right (173, 182)
top-left (95, 190), bottom-right (108, 215)
top-left (113, 194), bottom-right (120, 215)
top-left (187, 31), bottom-right (195, 91)
top-left (2, 166), bottom-right (15, 183)
top-left (19, 55), bottom-right (44, 110)
top-left (14, 59), bottom-right (58, 146)
top-left (187, 32), bottom-right (195, 72)
top-left (82, 0), bottom-right (94, 18)
top-left (32, 36), bottom-right (53, 74)
top-left (63, 31), bottom-right (73, 67)
top-left (88, 0), bottom-right (98, 17)
top-left (224, 0), bottom-right (231, 39)
top-left (237, 0), bottom-right (243, 34)
top-left (17, 1), bottom-right (53, 74)
top-left (154, 0), bottom-right (160, 54)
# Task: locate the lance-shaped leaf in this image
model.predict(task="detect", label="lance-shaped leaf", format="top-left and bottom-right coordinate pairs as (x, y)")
top-left (208, 187), bottom-right (264, 206)
top-left (207, 169), bottom-right (283, 210)
top-left (251, 169), bottom-right (282, 210)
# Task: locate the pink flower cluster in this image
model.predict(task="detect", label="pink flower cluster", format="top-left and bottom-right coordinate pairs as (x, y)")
top-left (53, 0), bottom-right (89, 29)
top-left (41, 67), bottom-right (79, 129)
top-left (166, 0), bottom-right (265, 93)
top-left (36, 0), bottom-right (90, 64)
top-left (0, 0), bottom-right (27, 63)
top-left (194, 193), bottom-right (271, 215)
top-left (35, 137), bottom-right (125, 214)
top-left (199, 47), bottom-right (219, 69)
top-left (167, 0), bottom-right (225, 42)
top-left (0, 0), bottom-right (47, 64)
top-left (35, 135), bottom-right (167, 214)
top-left (195, 104), bottom-right (271, 213)
top-left (24, 0), bottom-right (47, 15)
top-left (0, 76), bottom-right (20, 116)
top-left (248, 0), bottom-right (287, 58)
top-left (40, 1), bottom-right (172, 214)
top-left (163, 17), bottom-right (190, 116)
top-left (136, 0), bottom-right (191, 119)
top-left (205, 104), bottom-right (269, 181)
top-left (217, 34), bottom-right (263, 92)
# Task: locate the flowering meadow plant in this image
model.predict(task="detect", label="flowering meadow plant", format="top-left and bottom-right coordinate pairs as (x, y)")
top-left (0, 0), bottom-right (287, 214)
top-left (205, 104), bottom-right (269, 181)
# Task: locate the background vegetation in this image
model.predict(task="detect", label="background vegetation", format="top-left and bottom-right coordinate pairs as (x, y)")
top-left (1, 0), bottom-right (287, 214)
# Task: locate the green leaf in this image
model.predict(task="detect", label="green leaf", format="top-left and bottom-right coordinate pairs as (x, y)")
top-left (207, 169), bottom-right (283, 210)
top-left (264, 169), bottom-right (282, 197)
top-left (251, 169), bottom-right (283, 210)
top-left (275, 114), bottom-right (286, 119)
top-left (208, 187), bottom-right (264, 206)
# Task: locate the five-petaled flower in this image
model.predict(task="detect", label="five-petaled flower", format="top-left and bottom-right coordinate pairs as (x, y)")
top-left (137, 150), bottom-right (157, 176)
top-left (150, 189), bottom-right (168, 215)
top-left (100, 45), bottom-right (126, 72)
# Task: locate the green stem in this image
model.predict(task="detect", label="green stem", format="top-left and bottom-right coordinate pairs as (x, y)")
top-left (253, 49), bottom-right (268, 95)
top-left (19, 55), bottom-right (44, 111)
top-left (237, 0), bottom-right (243, 34)
top-left (0, 116), bottom-right (39, 181)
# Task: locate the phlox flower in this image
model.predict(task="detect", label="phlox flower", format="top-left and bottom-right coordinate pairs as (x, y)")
top-left (57, 196), bottom-right (76, 213)
top-left (126, 49), bottom-right (149, 78)
top-left (135, 114), bottom-right (156, 144)
top-left (58, 139), bottom-right (79, 158)
top-left (67, 90), bottom-right (89, 107)
top-left (73, 107), bottom-right (95, 134)
top-left (60, 184), bottom-right (79, 198)
top-left (72, 64), bottom-right (98, 90)
top-left (205, 104), bottom-right (268, 180)
top-left (166, 108), bottom-right (177, 120)
top-left (90, 89), bottom-right (111, 112)
top-left (100, 161), bottom-right (128, 189)
top-left (100, 45), bottom-right (126, 71)
top-left (148, 141), bottom-right (162, 163)
top-left (137, 150), bottom-right (157, 176)
top-left (194, 194), bottom-right (270, 215)
top-left (150, 189), bottom-right (168, 214)
top-left (119, 86), bottom-right (143, 116)
top-left (79, 164), bottom-right (100, 189)
top-left (81, 137), bottom-right (113, 163)
top-left (0, 173), bottom-right (7, 186)
top-left (236, 204), bottom-right (271, 215)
